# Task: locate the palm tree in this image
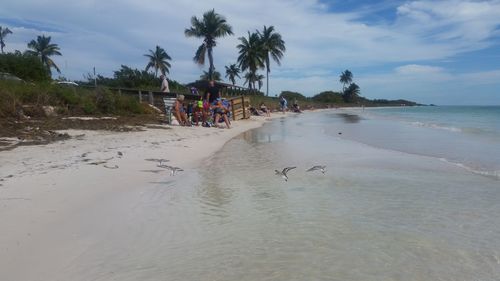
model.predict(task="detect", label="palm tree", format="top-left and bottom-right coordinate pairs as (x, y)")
top-left (144, 45), bottom-right (171, 77)
top-left (26, 35), bottom-right (62, 75)
top-left (185, 9), bottom-right (233, 81)
top-left (237, 31), bottom-right (264, 89)
top-left (243, 72), bottom-right (257, 90)
top-left (224, 64), bottom-right (240, 85)
top-left (200, 70), bottom-right (222, 81)
top-left (256, 74), bottom-right (265, 91)
top-left (0, 26), bottom-right (13, 54)
top-left (339, 70), bottom-right (353, 92)
top-left (343, 82), bottom-right (360, 103)
top-left (258, 25), bottom-right (285, 96)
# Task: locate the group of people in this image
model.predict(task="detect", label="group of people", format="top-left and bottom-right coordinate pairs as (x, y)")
top-left (161, 77), bottom-right (231, 129)
top-left (160, 75), bottom-right (302, 127)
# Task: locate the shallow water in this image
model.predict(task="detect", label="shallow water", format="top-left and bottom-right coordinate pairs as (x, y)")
top-left (57, 111), bottom-right (500, 281)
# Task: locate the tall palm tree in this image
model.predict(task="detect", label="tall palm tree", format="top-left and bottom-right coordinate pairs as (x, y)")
top-left (224, 63), bottom-right (240, 85)
top-left (26, 35), bottom-right (62, 75)
top-left (185, 9), bottom-right (233, 81)
top-left (144, 45), bottom-right (171, 77)
top-left (258, 25), bottom-right (285, 96)
top-left (339, 70), bottom-right (353, 92)
top-left (237, 31), bottom-right (264, 89)
top-left (0, 26), bottom-right (13, 54)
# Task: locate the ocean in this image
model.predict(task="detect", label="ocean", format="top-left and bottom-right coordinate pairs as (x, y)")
top-left (60, 108), bottom-right (500, 280)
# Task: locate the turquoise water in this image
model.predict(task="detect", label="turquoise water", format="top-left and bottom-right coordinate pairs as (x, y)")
top-left (367, 106), bottom-right (500, 139)
top-left (333, 106), bottom-right (500, 179)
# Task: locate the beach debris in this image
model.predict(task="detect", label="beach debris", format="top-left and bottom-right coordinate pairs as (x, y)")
top-left (157, 164), bottom-right (183, 176)
top-left (275, 167), bottom-right (296, 182)
top-left (117, 151), bottom-right (123, 157)
top-left (307, 165), bottom-right (326, 174)
top-left (338, 132), bottom-right (342, 135)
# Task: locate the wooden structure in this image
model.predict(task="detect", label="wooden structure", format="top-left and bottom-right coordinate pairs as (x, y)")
top-left (228, 96), bottom-right (251, 121)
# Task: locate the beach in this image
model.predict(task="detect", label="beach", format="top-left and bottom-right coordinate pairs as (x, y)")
top-left (1, 108), bottom-right (500, 281)
top-left (0, 114), bottom-right (282, 281)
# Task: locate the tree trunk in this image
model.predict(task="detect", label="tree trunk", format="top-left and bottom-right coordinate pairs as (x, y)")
top-left (266, 68), bottom-right (269, 96)
top-left (207, 47), bottom-right (214, 80)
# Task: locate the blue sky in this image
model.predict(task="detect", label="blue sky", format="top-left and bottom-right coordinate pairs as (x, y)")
top-left (1, 0), bottom-right (499, 105)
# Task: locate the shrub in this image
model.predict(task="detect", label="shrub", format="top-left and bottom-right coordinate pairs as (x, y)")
top-left (95, 87), bottom-right (116, 113)
top-left (0, 52), bottom-right (50, 82)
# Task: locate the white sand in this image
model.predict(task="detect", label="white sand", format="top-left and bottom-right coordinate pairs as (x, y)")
top-left (0, 114), bottom-right (287, 281)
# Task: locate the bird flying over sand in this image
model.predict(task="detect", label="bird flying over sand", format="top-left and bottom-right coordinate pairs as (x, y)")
top-left (158, 164), bottom-right (184, 176)
top-left (306, 165), bottom-right (326, 174)
top-left (145, 158), bottom-right (169, 166)
top-left (275, 167), bottom-right (296, 181)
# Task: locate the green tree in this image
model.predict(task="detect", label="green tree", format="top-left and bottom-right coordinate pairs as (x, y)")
top-left (237, 32), bottom-right (264, 89)
top-left (0, 52), bottom-right (50, 81)
top-left (0, 26), bottom-right (13, 54)
top-left (224, 63), bottom-right (240, 85)
top-left (200, 70), bottom-right (221, 81)
top-left (144, 45), bottom-right (171, 77)
top-left (26, 35), bottom-right (62, 76)
top-left (184, 9), bottom-right (233, 81)
top-left (339, 69), bottom-right (353, 92)
top-left (343, 82), bottom-right (360, 103)
top-left (258, 25), bottom-right (285, 96)
top-left (312, 91), bottom-right (344, 104)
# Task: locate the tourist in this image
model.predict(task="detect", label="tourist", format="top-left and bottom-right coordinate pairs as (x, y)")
top-left (160, 74), bottom-right (170, 93)
top-left (174, 95), bottom-right (188, 126)
top-left (193, 97), bottom-right (205, 126)
top-left (279, 96), bottom-right (287, 114)
top-left (204, 80), bottom-right (220, 104)
top-left (260, 102), bottom-right (271, 117)
top-left (212, 98), bottom-right (230, 129)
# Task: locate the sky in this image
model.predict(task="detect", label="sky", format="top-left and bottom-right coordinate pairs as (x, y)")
top-left (1, 0), bottom-right (499, 105)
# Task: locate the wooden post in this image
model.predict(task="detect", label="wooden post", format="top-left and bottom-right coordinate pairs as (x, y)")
top-left (118, 89), bottom-right (122, 96)
top-left (138, 90), bottom-right (142, 103)
top-left (241, 96), bottom-right (246, 119)
top-left (148, 91), bottom-right (154, 104)
top-left (231, 99), bottom-right (236, 121)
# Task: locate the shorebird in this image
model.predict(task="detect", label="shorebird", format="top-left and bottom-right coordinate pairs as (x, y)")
top-left (306, 165), bottom-right (326, 174)
top-left (158, 164), bottom-right (184, 176)
top-left (145, 158), bottom-right (169, 166)
top-left (275, 167), bottom-right (296, 181)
